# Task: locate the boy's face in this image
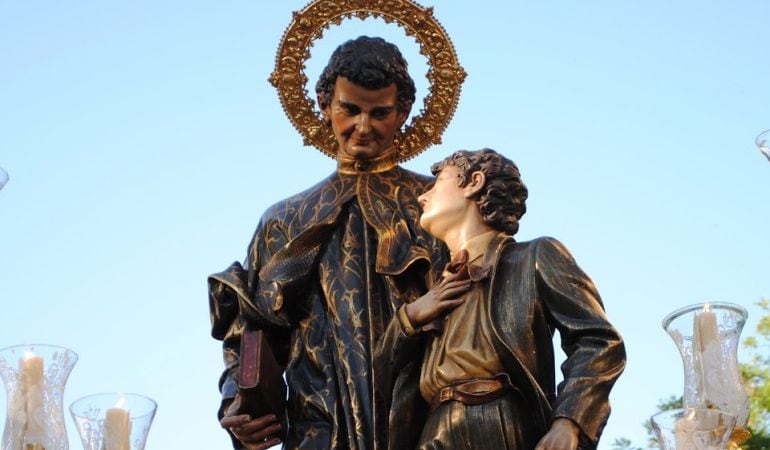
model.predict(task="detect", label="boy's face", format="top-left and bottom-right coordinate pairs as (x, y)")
top-left (418, 164), bottom-right (470, 240)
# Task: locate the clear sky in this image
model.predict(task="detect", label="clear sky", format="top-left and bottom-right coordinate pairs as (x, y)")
top-left (1, 1), bottom-right (769, 448)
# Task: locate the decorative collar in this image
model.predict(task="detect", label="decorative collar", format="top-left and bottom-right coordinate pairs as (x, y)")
top-left (337, 147), bottom-right (399, 174)
top-left (260, 166), bottom-right (434, 288)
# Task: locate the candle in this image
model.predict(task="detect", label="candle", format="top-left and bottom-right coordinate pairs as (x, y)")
top-left (20, 353), bottom-right (45, 437)
top-left (693, 304), bottom-right (724, 408)
top-left (695, 305), bottom-right (719, 346)
top-left (674, 409), bottom-right (697, 450)
top-left (104, 400), bottom-right (132, 450)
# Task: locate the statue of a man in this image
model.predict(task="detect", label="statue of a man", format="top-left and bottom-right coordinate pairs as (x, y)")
top-left (375, 149), bottom-right (627, 449)
top-left (209, 36), bottom-right (446, 449)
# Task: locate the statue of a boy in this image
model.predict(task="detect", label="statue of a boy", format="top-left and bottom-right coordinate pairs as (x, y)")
top-left (375, 148), bottom-right (627, 449)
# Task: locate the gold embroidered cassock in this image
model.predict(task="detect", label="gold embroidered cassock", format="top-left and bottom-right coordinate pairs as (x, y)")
top-left (209, 151), bottom-right (446, 449)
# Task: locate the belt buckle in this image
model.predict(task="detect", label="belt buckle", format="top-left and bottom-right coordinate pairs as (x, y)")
top-left (438, 386), bottom-right (453, 403)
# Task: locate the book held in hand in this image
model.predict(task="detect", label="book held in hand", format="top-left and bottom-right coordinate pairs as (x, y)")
top-left (237, 329), bottom-right (287, 421)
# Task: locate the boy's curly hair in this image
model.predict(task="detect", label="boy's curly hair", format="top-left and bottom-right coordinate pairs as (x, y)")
top-left (431, 148), bottom-right (528, 235)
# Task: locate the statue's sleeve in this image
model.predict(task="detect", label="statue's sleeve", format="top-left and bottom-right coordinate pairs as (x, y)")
top-left (373, 308), bottom-right (428, 450)
top-left (208, 217), bottom-right (291, 418)
top-left (374, 307), bottom-right (423, 395)
top-left (534, 237), bottom-right (626, 448)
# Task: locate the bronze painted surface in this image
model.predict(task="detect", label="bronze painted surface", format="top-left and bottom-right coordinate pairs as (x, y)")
top-left (418, 231), bottom-right (502, 403)
top-left (209, 164), bottom-right (446, 449)
top-left (376, 234), bottom-right (626, 449)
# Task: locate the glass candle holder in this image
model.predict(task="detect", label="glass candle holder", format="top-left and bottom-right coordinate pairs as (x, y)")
top-left (756, 129), bottom-right (770, 162)
top-left (69, 393), bottom-right (156, 450)
top-left (651, 408), bottom-right (737, 450)
top-left (662, 302), bottom-right (750, 446)
top-left (0, 166), bottom-right (8, 191)
top-left (0, 344), bottom-right (79, 450)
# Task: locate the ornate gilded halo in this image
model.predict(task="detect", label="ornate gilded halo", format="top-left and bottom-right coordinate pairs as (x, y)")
top-left (269, 0), bottom-right (467, 162)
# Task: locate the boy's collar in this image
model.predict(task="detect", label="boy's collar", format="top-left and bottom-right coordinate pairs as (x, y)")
top-left (479, 231), bottom-right (514, 270)
top-left (459, 230), bottom-right (500, 265)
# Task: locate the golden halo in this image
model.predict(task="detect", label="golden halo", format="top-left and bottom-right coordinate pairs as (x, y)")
top-left (269, 0), bottom-right (467, 162)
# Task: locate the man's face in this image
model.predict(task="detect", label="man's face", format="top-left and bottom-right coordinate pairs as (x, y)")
top-left (321, 77), bottom-right (409, 161)
top-left (418, 165), bottom-right (470, 240)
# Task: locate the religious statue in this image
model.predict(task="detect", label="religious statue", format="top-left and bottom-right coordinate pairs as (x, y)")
top-left (374, 149), bottom-right (627, 449)
top-left (208, 2), bottom-right (466, 448)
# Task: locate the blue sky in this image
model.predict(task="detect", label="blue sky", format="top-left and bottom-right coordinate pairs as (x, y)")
top-left (1, 1), bottom-right (769, 448)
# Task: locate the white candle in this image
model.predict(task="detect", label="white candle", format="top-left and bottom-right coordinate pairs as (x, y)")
top-left (674, 409), bottom-right (697, 450)
top-left (693, 304), bottom-right (723, 407)
top-left (20, 353), bottom-right (45, 436)
top-left (695, 305), bottom-right (719, 347)
top-left (104, 402), bottom-right (132, 450)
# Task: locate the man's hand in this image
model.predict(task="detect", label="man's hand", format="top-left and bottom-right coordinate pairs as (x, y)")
top-left (220, 394), bottom-right (283, 450)
top-left (405, 271), bottom-right (472, 327)
top-left (535, 418), bottom-right (580, 450)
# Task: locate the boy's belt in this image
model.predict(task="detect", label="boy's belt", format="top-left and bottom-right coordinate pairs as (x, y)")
top-left (429, 374), bottom-right (512, 412)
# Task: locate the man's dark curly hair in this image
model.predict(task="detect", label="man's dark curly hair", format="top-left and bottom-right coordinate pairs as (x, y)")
top-left (315, 36), bottom-right (416, 113)
top-left (431, 148), bottom-right (528, 236)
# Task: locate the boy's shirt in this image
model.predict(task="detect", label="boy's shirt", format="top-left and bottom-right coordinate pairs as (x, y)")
top-left (415, 230), bottom-right (506, 402)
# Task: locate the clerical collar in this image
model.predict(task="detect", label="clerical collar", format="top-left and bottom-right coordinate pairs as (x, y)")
top-left (336, 147), bottom-right (399, 174)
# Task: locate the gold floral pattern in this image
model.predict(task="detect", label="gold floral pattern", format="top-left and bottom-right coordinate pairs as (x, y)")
top-left (209, 166), bottom-right (448, 448)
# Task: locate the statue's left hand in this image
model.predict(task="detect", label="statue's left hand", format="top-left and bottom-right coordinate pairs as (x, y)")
top-left (535, 418), bottom-right (580, 450)
top-left (220, 394), bottom-right (283, 450)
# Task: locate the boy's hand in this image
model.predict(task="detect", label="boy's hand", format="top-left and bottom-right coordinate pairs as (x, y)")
top-left (405, 271), bottom-right (472, 327)
top-left (535, 418), bottom-right (580, 450)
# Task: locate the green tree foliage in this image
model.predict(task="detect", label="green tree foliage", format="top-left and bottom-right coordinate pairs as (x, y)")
top-left (740, 299), bottom-right (770, 448)
top-left (616, 300), bottom-right (770, 449)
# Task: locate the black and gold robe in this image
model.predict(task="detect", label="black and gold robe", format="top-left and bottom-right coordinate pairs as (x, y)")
top-left (209, 154), bottom-right (446, 449)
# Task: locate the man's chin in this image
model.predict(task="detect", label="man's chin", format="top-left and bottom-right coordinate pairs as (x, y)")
top-left (341, 145), bottom-right (383, 160)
